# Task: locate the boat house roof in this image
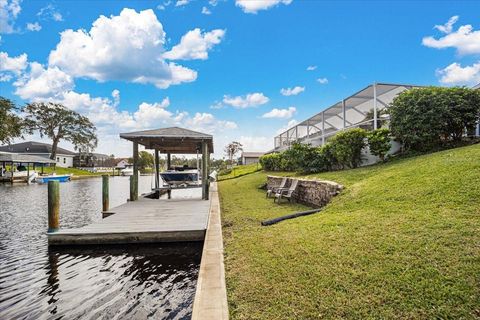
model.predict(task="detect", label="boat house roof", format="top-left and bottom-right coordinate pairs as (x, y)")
top-left (0, 151), bottom-right (56, 164)
top-left (0, 141), bottom-right (76, 156)
top-left (120, 127), bottom-right (214, 154)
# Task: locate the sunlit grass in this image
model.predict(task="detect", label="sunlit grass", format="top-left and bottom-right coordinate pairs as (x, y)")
top-left (219, 144), bottom-right (480, 319)
top-left (217, 163), bottom-right (262, 181)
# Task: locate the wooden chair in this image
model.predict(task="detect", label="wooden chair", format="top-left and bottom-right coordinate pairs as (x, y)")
top-left (266, 177), bottom-right (287, 198)
top-left (274, 179), bottom-right (298, 204)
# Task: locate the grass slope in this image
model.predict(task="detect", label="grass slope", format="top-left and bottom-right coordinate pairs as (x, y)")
top-left (219, 144), bottom-right (480, 319)
top-left (218, 163), bottom-right (262, 181)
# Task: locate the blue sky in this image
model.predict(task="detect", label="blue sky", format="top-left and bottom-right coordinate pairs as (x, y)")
top-left (1, 0), bottom-right (479, 157)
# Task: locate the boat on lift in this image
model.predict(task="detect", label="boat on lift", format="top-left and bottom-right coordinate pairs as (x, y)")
top-left (159, 166), bottom-right (200, 187)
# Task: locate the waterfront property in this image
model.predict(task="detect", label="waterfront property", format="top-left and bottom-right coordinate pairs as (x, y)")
top-left (0, 141), bottom-right (76, 168)
top-left (274, 82), bottom-right (480, 152)
top-left (274, 83), bottom-right (420, 151)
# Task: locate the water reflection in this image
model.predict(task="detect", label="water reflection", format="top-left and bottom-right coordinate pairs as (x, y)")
top-left (0, 176), bottom-right (201, 320)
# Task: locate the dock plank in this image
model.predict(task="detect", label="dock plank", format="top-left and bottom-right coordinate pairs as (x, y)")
top-left (48, 190), bottom-right (210, 245)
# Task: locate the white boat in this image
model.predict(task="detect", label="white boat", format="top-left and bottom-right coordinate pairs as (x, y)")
top-left (121, 167), bottom-right (133, 176)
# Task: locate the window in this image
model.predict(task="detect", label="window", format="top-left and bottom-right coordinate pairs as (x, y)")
top-left (57, 157), bottom-right (59, 162)
top-left (63, 158), bottom-right (66, 164)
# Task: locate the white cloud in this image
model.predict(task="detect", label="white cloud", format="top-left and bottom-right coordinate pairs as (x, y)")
top-left (235, 0), bottom-right (292, 14)
top-left (13, 62), bottom-right (74, 99)
top-left (437, 61), bottom-right (480, 85)
top-left (175, 0), bottom-right (189, 6)
top-left (306, 65), bottom-right (317, 71)
top-left (37, 4), bottom-right (63, 22)
top-left (111, 89), bottom-right (120, 107)
top-left (0, 73), bottom-right (12, 81)
top-left (0, 0), bottom-right (21, 33)
top-left (434, 15), bottom-right (459, 34)
top-left (280, 86), bottom-right (304, 96)
top-left (210, 101), bottom-right (224, 109)
top-left (222, 92), bottom-right (269, 108)
top-left (422, 16), bottom-right (480, 55)
top-left (317, 77), bottom-right (328, 84)
top-left (164, 28), bottom-right (225, 60)
top-left (26, 22), bottom-right (41, 31)
top-left (201, 6), bottom-right (211, 15)
top-left (262, 106), bottom-right (296, 119)
top-left (238, 136), bottom-right (272, 152)
top-left (0, 51), bottom-right (28, 75)
top-left (48, 8), bottom-right (197, 88)
top-left (276, 119), bottom-right (298, 134)
top-left (185, 112), bottom-right (237, 134)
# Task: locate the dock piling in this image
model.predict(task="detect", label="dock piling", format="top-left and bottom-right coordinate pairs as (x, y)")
top-left (130, 175), bottom-right (138, 201)
top-left (102, 175), bottom-right (109, 212)
top-left (48, 180), bottom-right (60, 233)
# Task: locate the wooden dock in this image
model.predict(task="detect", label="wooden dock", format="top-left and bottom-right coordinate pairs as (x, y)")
top-left (47, 189), bottom-right (211, 245)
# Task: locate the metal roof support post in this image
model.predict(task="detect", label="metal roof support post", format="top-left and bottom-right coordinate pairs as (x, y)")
top-left (321, 112), bottom-right (325, 145)
top-left (373, 82), bottom-right (378, 130)
top-left (306, 120), bottom-right (310, 139)
top-left (342, 99), bottom-right (346, 129)
top-left (154, 149), bottom-right (160, 189)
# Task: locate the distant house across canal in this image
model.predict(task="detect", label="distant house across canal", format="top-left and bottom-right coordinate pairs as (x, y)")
top-left (240, 152), bottom-right (265, 165)
top-left (73, 152), bottom-right (112, 168)
top-left (0, 141), bottom-right (76, 168)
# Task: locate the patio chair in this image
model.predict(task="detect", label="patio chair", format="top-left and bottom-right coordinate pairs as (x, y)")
top-left (266, 177), bottom-right (287, 198)
top-left (274, 179), bottom-right (299, 204)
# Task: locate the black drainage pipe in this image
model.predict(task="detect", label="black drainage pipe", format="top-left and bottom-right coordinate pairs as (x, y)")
top-left (261, 209), bottom-right (322, 226)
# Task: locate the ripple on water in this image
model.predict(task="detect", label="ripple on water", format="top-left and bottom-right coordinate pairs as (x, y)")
top-left (0, 176), bottom-right (202, 319)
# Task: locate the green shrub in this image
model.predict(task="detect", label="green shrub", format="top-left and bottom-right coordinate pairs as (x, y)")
top-left (259, 153), bottom-right (283, 171)
top-left (329, 128), bottom-right (367, 168)
top-left (282, 142), bottom-right (317, 172)
top-left (367, 128), bottom-right (391, 161)
top-left (389, 87), bottom-right (480, 151)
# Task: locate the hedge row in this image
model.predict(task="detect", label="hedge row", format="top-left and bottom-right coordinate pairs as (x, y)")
top-left (260, 128), bottom-right (390, 173)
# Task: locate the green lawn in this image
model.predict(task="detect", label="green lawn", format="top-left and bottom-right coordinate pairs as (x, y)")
top-left (217, 163), bottom-right (262, 181)
top-left (218, 144), bottom-right (480, 319)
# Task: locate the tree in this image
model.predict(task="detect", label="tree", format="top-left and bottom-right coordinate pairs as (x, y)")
top-left (24, 102), bottom-right (97, 160)
top-left (389, 87), bottom-right (480, 152)
top-left (224, 141), bottom-right (243, 165)
top-left (367, 128), bottom-right (391, 161)
top-left (138, 151), bottom-right (154, 170)
top-left (0, 97), bottom-right (26, 144)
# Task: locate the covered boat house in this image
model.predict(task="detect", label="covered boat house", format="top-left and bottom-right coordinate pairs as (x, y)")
top-left (120, 127), bottom-right (213, 200)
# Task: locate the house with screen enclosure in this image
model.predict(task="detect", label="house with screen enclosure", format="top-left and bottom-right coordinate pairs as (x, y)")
top-left (273, 83), bottom-right (422, 154)
top-left (273, 82), bottom-right (480, 164)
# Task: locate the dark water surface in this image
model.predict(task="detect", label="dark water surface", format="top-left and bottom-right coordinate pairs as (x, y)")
top-left (0, 176), bottom-right (201, 319)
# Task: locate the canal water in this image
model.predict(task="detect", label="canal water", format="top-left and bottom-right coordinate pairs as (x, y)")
top-left (0, 176), bottom-right (202, 319)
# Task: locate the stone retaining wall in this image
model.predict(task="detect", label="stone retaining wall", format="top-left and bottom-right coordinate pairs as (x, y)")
top-left (267, 176), bottom-right (343, 207)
